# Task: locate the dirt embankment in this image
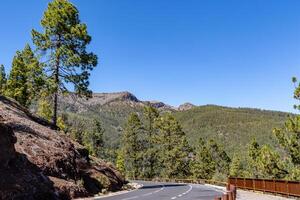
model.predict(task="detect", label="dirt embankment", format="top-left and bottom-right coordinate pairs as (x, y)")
top-left (0, 96), bottom-right (125, 200)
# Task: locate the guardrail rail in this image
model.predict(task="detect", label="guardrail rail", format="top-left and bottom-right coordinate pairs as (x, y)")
top-left (228, 177), bottom-right (300, 198)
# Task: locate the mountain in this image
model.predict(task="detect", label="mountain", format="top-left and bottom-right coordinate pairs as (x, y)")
top-left (0, 95), bottom-right (125, 200)
top-left (59, 91), bottom-right (175, 113)
top-left (59, 92), bottom-right (290, 157)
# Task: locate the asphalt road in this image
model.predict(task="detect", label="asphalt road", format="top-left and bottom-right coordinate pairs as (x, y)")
top-left (95, 181), bottom-right (223, 200)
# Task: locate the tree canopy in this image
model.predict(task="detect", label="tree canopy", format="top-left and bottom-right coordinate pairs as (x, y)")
top-left (32, 0), bottom-right (97, 125)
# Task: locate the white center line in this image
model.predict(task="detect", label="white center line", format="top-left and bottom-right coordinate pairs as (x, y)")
top-left (120, 183), bottom-right (165, 200)
top-left (122, 196), bottom-right (138, 200)
top-left (170, 185), bottom-right (193, 199)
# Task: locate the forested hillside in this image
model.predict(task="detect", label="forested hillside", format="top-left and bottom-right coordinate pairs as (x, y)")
top-left (58, 92), bottom-right (290, 159)
top-left (174, 105), bottom-right (290, 155)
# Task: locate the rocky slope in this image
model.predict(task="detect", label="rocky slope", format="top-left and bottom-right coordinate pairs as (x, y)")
top-left (0, 119), bottom-right (56, 199)
top-left (0, 95), bottom-right (125, 200)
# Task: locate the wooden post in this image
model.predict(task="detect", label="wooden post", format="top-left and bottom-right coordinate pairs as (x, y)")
top-left (231, 185), bottom-right (237, 200)
top-left (274, 180), bottom-right (276, 195)
top-left (228, 191), bottom-right (234, 200)
top-left (286, 180), bottom-right (289, 197)
top-left (235, 177), bottom-right (237, 187)
top-left (222, 193), bottom-right (229, 200)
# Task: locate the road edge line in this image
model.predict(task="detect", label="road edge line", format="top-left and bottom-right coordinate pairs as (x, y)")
top-left (76, 183), bottom-right (143, 200)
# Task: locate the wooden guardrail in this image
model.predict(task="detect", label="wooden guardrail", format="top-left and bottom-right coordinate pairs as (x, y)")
top-left (214, 184), bottom-right (236, 200)
top-left (228, 177), bottom-right (300, 198)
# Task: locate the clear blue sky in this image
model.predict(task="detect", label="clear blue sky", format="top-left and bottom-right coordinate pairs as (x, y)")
top-left (1, 0), bottom-right (300, 112)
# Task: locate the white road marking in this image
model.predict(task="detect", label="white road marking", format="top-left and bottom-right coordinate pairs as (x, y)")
top-left (142, 192), bottom-right (153, 196)
top-left (122, 196), bottom-right (138, 200)
top-left (170, 185), bottom-right (193, 199)
top-left (153, 186), bottom-right (164, 193)
top-left (120, 183), bottom-right (165, 200)
top-left (93, 184), bottom-right (143, 199)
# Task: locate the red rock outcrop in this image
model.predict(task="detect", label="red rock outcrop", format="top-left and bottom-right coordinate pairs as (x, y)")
top-left (0, 119), bottom-right (57, 199)
top-left (0, 96), bottom-right (125, 200)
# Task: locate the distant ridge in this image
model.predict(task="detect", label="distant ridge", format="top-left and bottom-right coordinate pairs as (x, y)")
top-left (60, 91), bottom-right (177, 112)
top-left (59, 91), bottom-right (290, 157)
top-left (60, 91), bottom-right (292, 113)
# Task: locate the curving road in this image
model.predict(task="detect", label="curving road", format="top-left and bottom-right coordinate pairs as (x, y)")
top-left (95, 181), bottom-right (223, 200)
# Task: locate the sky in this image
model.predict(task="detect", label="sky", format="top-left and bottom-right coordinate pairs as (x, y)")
top-left (1, 0), bottom-right (300, 112)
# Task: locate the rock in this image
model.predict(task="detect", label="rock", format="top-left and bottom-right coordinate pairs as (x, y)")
top-left (0, 118), bottom-right (16, 168)
top-left (145, 101), bottom-right (175, 110)
top-left (0, 95), bottom-right (125, 199)
top-left (49, 176), bottom-right (88, 200)
top-left (178, 102), bottom-right (196, 111)
top-left (0, 121), bottom-right (57, 200)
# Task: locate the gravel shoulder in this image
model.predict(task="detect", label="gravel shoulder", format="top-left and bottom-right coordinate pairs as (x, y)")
top-left (206, 184), bottom-right (295, 200)
top-left (237, 190), bottom-right (295, 200)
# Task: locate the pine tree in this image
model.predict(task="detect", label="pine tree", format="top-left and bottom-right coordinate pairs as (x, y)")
top-left (57, 113), bottom-right (68, 132)
top-left (6, 45), bottom-right (44, 107)
top-left (273, 117), bottom-right (300, 166)
top-left (142, 105), bottom-right (159, 178)
top-left (256, 145), bottom-right (287, 179)
top-left (191, 137), bottom-right (215, 179)
top-left (247, 138), bottom-right (261, 178)
top-left (122, 113), bottom-right (143, 179)
top-left (207, 139), bottom-right (231, 177)
top-left (229, 153), bottom-right (244, 177)
top-left (0, 65), bottom-right (7, 94)
top-left (155, 113), bottom-right (191, 178)
top-left (6, 51), bottom-right (28, 106)
top-left (37, 91), bottom-right (53, 121)
top-left (83, 120), bottom-right (105, 157)
top-left (287, 166), bottom-right (300, 181)
top-left (116, 150), bottom-right (125, 175)
top-left (170, 136), bottom-right (192, 178)
top-left (32, 0), bottom-right (98, 126)
top-left (247, 138), bottom-right (287, 179)
top-left (22, 44), bottom-right (45, 100)
top-left (268, 77), bottom-right (300, 180)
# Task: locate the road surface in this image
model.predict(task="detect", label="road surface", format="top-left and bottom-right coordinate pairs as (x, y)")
top-left (95, 181), bottom-right (223, 200)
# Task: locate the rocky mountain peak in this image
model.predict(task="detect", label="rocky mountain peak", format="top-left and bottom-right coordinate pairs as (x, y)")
top-left (115, 91), bottom-right (139, 102)
top-left (59, 91), bottom-right (195, 112)
top-left (143, 100), bottom-right (175, 110)
top-left (178, 102), bottom-right (196, 111)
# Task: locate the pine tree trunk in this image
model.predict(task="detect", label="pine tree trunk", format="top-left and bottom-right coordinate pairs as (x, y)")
top-left (52, 36), bottom-right (61, 127)
top-left (52, 89), bottom-right (58, 126)
top-left (52, 65), bottom-right (59, 127)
